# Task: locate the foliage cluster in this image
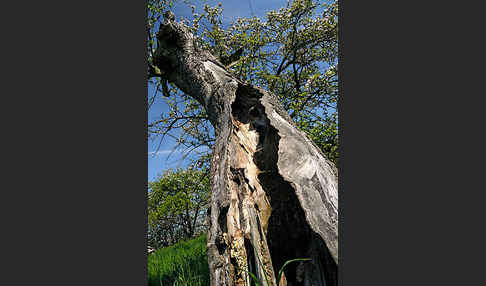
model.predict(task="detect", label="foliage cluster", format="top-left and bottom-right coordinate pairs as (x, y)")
top-left (148, 168), bottom-right (210, 249)
top-left (147, 0), bottom-right (339, 166)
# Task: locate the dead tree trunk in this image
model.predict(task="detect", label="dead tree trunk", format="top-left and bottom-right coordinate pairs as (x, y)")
top-left (154, 18), bottom-right (338, 286)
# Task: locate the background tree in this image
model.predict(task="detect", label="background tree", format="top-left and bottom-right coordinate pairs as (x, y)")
top-left (147, 1), bottom-right (339, 285)
top-left (148, 168), bottom-right (210, 248)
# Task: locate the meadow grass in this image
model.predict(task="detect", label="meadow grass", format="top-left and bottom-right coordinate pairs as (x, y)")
top-left (148, 233), bottom-right (310, 286)
top-left (148, 234), bottom-right (210, 286)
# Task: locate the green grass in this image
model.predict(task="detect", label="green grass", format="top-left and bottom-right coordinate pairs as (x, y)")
top-left (148, 234), bottom-right (210, 286)
top-left (148, 233), bottom-right (311, 286)
top-left (243, 256), bottom-right (312, 286)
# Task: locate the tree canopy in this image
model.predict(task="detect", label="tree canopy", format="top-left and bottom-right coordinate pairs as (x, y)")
top-left (148, 168), bottom-right (210, 248)
top-left (147, 0), bottom-right (339, 166)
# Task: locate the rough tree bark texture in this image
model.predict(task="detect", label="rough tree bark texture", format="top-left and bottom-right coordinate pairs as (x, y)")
top-left (154, 18), bottom-right (338, 286)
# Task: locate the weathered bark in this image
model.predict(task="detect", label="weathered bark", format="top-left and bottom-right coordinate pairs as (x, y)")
top-left (154, 18), bottom-right (338, 286)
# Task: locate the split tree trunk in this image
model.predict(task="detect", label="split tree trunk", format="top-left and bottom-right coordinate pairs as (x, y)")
top-left (154, 19), bottom-right (338, 286)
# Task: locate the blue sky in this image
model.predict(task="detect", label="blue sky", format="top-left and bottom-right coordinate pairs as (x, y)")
top-left (148, 0), bottom-right (291, 182)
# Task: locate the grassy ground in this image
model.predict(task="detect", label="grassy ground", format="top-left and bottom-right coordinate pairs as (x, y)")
top-left (148, 234), bottom-right (210, 286)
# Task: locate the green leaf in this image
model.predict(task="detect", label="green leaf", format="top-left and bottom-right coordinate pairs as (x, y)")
top-left (247, 271), bottom-right (262, 286)
top-left (277, 258), bottom-right (312, 285)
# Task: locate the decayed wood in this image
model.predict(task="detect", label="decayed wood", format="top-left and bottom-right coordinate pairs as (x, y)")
top-left (154, 18), bottom-right (338, 286)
